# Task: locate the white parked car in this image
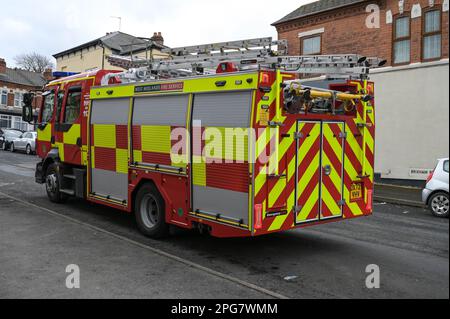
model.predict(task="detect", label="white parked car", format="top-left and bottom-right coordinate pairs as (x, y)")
top-left (10, 131), bottom-right (37, 155)
top-left (422, 158), bottom-right (449, 218)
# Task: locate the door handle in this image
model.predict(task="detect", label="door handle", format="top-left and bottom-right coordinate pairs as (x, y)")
top-left (323, 165), bottom-right (332, 176)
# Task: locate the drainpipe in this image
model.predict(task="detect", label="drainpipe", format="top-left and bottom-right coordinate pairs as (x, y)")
top-left (100, 43), bottom-right (105, 69)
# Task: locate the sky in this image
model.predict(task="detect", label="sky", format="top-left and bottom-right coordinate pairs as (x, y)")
top-left (0, 0), bottom-right (314, 67)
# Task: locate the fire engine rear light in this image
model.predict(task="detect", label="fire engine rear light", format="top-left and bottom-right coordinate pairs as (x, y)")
top-left (254, 204), bottom-right (263, 230)
top-left (366, 189), bottom-right (373, 213)
top-left (260, 72), bottom-right (270, 85)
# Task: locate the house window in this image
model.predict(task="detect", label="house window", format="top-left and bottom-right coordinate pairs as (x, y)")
top-left (1, 89), bottom-right (7, 106)
top-left (13, 116), bottom-right (29, 131)
top-left (0, 115), bottom-right (12, 128)
top-left (14, 92), bottom-right (24, 107)
top-left (422, 9), bottom-right (442, 61)
top-left (393, 15), bottom-right (411, 64)
top-left (302, 35), bottom-right (321, 55)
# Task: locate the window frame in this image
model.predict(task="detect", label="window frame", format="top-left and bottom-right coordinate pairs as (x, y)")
top-left (1, 89), bottom-right (8, 106)
top-left (40, 89), bottom-right (56, 124)
top-left (14, 91), bottom-right (24, 108)
top-left (61, 83), bottom-right (83, 128)
top-left (301, 34), bottom-right (322, 56)
top-left (392, 13), bottom-right (411, 66)
top-left (421, 7), bottom-right (442, 62)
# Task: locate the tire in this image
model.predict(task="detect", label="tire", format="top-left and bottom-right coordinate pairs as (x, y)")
top-left (10, 143), bottom-right (15, 152)
top-left (135, 183), bottom-right (169, 239)
top-left (26, 144), bottom-right (32, 155)
top-left (45, 163), bottom-right (67, 204)
top-left (429, 192), bottom-right (449, 218)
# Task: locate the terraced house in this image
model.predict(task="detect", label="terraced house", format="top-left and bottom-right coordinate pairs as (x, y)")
top-left (0, 58), bottom-right (49, 131)
top-left (54, 31), bottom-right (169, 73)
top-left (274, 0), bottom-right (449, 183)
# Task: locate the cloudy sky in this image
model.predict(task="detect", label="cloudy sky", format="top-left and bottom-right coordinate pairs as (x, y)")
top-left (0, 0), bottom-right (313, 67)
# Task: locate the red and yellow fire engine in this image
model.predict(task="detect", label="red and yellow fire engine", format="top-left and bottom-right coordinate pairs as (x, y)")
top-left (23, 38), bottom-right (382, 238)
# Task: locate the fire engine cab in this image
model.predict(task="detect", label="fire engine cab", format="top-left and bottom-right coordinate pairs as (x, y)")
top-left (23, 37), bottom-right (383, 238)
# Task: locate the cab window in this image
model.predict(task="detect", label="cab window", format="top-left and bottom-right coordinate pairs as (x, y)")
top-left (64, 87), bottom-right (82, 124)
top-left (444, 161), bottom-right (449, 173)
top-left (41, 90), bottom-right (55, 123)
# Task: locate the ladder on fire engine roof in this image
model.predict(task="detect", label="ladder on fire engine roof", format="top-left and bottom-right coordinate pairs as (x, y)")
top-left (104, 37), bottom-right (386, 85)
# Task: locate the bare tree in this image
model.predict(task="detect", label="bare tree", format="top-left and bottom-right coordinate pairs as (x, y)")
top-left (14, 52), bottom-right (55, 73)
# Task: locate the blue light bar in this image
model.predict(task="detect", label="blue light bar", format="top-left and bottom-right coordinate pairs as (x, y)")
top-left (52, 71), bottom-right (79, 78)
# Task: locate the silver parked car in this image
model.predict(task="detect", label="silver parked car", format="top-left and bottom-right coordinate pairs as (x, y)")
top-left (422, 158), bottom-right (449, 218)
top-left (0, 129), bottom-right (23, 151)
top-left (10, 131), bottom-right (37, 155)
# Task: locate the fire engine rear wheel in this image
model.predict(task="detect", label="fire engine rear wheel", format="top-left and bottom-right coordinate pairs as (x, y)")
top-left (135, 183), bottom-right (169, 239)
top-left (45, 163), bottom-right (67, 204)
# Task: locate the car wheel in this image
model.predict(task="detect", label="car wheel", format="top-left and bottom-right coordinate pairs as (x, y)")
top-left (429, 192), bottom-right (449, 218)
top-left (10, 143), bottom-right (15, 152)
top-left (26, 144), bottom-right (32, 155)
top-left (45, 163), bottom-right (67, 204)
top-left (135, 183), bottom-right (169, 239)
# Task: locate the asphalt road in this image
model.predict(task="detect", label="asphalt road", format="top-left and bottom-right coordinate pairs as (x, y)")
top-left (0, 150), bottom-right (448, 299)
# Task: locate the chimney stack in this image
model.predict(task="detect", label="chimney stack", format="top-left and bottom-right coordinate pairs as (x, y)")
top-left (150, 32), bottom-right (164, 46)
top-left (43, 68), bottom-right (53, 81)
top-left (0, 58), bottom-right (6, 74)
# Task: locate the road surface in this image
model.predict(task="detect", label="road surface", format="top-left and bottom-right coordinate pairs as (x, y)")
top-left (0, 150), bottom-right (448, 299)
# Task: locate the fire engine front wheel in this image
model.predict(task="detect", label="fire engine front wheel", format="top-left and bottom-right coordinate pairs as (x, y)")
top-left (45, 163), bottom-right (67, 204)
top-left (135, 184), bottom-right (169, 239)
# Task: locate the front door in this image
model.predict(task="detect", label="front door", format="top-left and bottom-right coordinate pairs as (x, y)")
top-left (295, 121), bottom-right (345, 224)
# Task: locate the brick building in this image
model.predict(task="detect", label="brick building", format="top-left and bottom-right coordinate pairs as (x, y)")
top-left (273, 0), bottom-right (448, 65)
top-left (273, 0), bottom-right (449, 182)
top-left (0, 58), bottom-right (49, 131)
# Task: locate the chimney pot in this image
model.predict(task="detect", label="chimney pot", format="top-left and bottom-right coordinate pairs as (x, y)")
top-left (150, 32), bottom-right (164, 46)
top-left (43, 68), bottom-right (54, 81)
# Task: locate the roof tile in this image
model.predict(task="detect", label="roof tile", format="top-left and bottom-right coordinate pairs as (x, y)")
top-left (273, 0), bottom-right (366, 25)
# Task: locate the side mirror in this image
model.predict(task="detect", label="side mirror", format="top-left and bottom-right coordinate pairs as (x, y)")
top-left (22, 93), bottom-right (34, 123)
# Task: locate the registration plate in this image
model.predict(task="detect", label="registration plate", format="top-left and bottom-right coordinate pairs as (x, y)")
top-left (351, 183), bottom-right (363, 201)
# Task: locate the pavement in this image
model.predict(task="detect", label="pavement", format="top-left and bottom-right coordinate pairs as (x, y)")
top-left (374, 183), bottom-right (425, 208)
top-left (0, 150), bottom-right (448, 299)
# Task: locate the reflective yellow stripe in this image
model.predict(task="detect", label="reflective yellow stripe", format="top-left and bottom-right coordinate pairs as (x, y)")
top-left (255, 165), bottom-right (267, 195)
top-left (268, 168), bottom-right (286, 208)
top-left (94, 125), bottom-right (116, 148)
top-left (133, 150), bottom-right (143, 163)
top-left (322, 153), bottom-right (342, 197)
top-left (323, 124), bottom-right (343, 161)
top-left (297, 185), bottom-right (319, 222)
top-left (91, 147), bottom-right (96, 169)
top-left (297, 152), bottom-right (320, 201)
top-left (192, 156), bottom-right (206, 187)
top-left (63, 124), bottom-right (81, 145)
top-left (116, 149), bottom-right (128, 174)
top-left (141, 126), bottom-right (171, 153)
top-left (38, 124), bottom-right (52, 142)
top-left (55, 142), bottom-right (65, 162)
top-left (321, 186), bottom-right (341, 217)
